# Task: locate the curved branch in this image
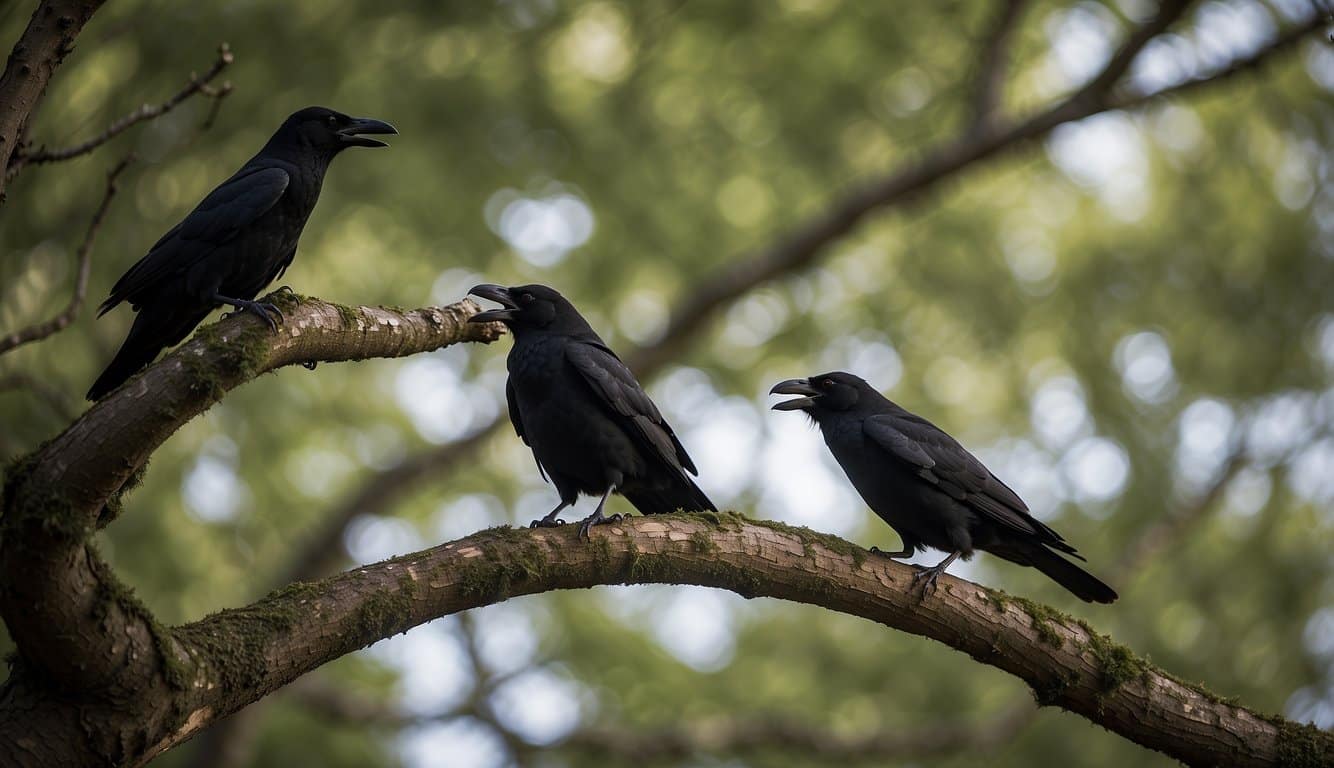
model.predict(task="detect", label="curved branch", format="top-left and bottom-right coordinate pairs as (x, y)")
top-left (282, 7), bottom-right (1328, 580)
top-left (0, 154), bottom-right (130, 355)
top-left (0, 295), bottom-right (504, 694)
top-left (0, 0), bottom-right (106, 204)
top-left (9, 44), bottom-right (233, 175)
top-left (148, 517), bottom-right (1333, 767)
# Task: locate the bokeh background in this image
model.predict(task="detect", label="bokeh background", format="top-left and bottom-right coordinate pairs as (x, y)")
top-left (2, 1), bottom-right (1332, 766)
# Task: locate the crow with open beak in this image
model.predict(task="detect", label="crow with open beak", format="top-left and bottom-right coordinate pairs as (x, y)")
top-left (771, 372), bottom-right (1117, 603)
top-left (88, 106), bottom-right (397, 400)
top-left (469, 283), bottom-right (716, 536)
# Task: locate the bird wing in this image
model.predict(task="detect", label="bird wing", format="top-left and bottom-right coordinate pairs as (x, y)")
top-left (863, 412), bottom-right (1069, 545)
top-left (100, 166), bottom-right (291, 313)
top-left (507, 378), bottom-right (548, 482)
top-left (565, 340), bottom-right (699, 476)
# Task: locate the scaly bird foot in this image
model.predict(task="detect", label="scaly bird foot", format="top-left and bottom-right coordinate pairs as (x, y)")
top-left (577, 511), bottom-right (623, 540)
top-left (911, 565), bottom-right (947, 597)
top-left (529, 516), bottom-right (566, 529)
top-left (221, 298), bottom-right (284, 330)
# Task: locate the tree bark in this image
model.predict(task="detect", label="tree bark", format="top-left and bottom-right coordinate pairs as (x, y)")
top-left (0, 0), bottom-right (107, 203)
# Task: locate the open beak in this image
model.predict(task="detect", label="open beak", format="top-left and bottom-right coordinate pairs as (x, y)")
top-left (467, 284), bottom-right (518, 323)
top-left (770, 378), bottom-right (821, 411)
top-left (338, 117), bottom-right (397, 148)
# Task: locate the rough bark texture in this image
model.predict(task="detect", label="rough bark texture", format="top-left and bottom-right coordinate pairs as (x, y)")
top-left (11, 513), bottom-right (1332, 767)
top-left (0, 295), bottom-right (503, 767)
top-left (0, 0), bottom-right (107, 203)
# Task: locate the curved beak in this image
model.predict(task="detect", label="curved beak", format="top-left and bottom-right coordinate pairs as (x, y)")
top-left (338, 117), bottom-right (397, 148)
top-left (468, 284), bottom-right (518, 323)
top-left (770, 378), bottom-right (820, 411)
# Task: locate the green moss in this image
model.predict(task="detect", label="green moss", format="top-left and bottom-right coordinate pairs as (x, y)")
top-left (592, 535), bottom-right (614, 575)
top-left (1030, 668), bottom-right (1080, 707)
top-left (689, 529), bottom-right (718, 555)
top-left (184, 321), bottom-right (272, 400)
top-left (745, 517), bottom-right (868, 567)
top-left (456, 527), bottom-right (553, 600)
top-left (1275, 719), bottom-right (1334, 767)
top-left (984, 588), bottom-right (1010, 613)
top-left (263, 288), bottom-right (305, 313)
top-left (87, 546), bottom-right (192, 690)
top-left (1084, 629), bottom-right (1149, 693)
top-left (97, 461), bottom-right (148, 528)
top-left (1011, 596), bottom-right (1068, 648)
top-left (1, 445), bottom-right (85, 544)
top-left (352, 577), bottom-right (418, 640)
top-left (334, 302), bottom-right (362, 329)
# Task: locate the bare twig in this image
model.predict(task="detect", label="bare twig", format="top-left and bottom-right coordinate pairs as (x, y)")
top-left (968, 0), bottom-right (1028, 135)
top-left (7, 44), bottom-right (232, 179)
top-left (0, 1), bottom-right (108, 204)
top-left (0, 155), bottom-right (132, 356)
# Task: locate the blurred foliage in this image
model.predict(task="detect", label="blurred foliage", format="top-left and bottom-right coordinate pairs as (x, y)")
top-left (1, 0), bottom-right (1332, 766)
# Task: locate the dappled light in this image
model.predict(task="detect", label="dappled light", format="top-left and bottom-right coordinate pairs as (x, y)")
top-left (0, 0), bottom-right (1330, 766)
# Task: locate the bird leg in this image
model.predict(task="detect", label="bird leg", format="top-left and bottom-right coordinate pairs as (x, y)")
top-left (577, 487), bottom-right (623, 539)
top-left (530, 499), bottom-right (571, 529)
top-left (214, 292), bottom-right (284, 330)
top-left (911, 551), bottom-right (960, 597)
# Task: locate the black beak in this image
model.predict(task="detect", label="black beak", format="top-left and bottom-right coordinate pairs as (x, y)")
top-left (338, 117), bottom-right (397, 148)
top-left (770, 378), bottom-right (821, 411)
top-left (468, 284), bottom-right (518, 323)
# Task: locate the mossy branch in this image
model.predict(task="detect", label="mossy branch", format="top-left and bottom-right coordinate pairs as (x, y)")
top-left (0, 294), bottom-right (503, 719)
top-left (144, 515), bottom-right (1330, 768)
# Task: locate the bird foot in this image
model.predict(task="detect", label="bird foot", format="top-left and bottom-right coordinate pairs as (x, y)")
top-left (870, 546), bottom-right (912, 560)
top-left (529, 516), bottom-right (566, 529)
top-left (911, 565), bottom-right (946, 597)
top-left (222, 298), bottom-right (284, 330)
top-left (274, 285), bottom-right (295, 294)
top-left (577, 511), bottom-right (623, 539)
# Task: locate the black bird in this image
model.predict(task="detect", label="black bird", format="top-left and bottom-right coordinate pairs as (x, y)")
top-left (468, 284), bottom-right (716, 535)
top-left (86, 106), bottom-right (396, 401)
top-left (771, 372), bottom-right (1117, 603)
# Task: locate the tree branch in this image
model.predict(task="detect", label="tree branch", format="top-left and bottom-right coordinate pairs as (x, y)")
top-left (26, 516), bottom-right (1318, 768)
top-left (967, 0), bottom-right (1028, 136)
top-left (0, 154), bottom-right (130, 356)
top-left (0, 295), bottom-right (504, 696)
top-left (0, 0), bottom-right (106, 204)
top-left (7, 44), bottom-right (232, 177)
top-left (286, 5), bottom-right (1327, 573)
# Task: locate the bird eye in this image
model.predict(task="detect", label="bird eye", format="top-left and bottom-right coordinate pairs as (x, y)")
top-left (326, 115), bottom-right (337, 126)
top-left (822, 379), bottom-right (834, 387)
top-left (520, 293), bottom-right (534, 303)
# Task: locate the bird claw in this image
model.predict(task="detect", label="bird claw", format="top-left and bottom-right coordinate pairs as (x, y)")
top-left (222, 298), bottom-right (284, 330)
top-left (529, 517), bottom-right (566, 529)
top-left (577, 512), bottom-right (622, 539)
top-left (274, 285), bottom-right (295, 294)
top-left (911, 565), bottom-right (944, 597)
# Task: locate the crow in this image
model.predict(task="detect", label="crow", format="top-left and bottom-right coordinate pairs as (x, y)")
top-left (86, 106), bottom-right (396, 401)
top-left (771, 372), bottom-right (1117, 603)
top-left (468, 284), bottom-right (716, 536)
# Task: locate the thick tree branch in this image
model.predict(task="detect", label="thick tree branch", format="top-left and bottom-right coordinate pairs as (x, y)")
top-left (60, 516), bottom-right (1329, 767)
top-left (0, 0), bottom-right (106, 203)
top-left (286, 6), bottom-right (1327, 573)
top-left (0, 154), bottom-right (130, 356)
top-left (0, 295), bottom-right (503, 696)
top-left (7, 44), bottom-right (232, 177)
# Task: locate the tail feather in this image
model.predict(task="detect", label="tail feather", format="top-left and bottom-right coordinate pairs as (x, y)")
top-left (87, 306), bottom-right (205, 401)
top-left (1022, 545), bottom-right (1118, 604)
top-left (623, 474), bottom-right (716, 516)
top-left (988, 539), bottom-right (1117, 603)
